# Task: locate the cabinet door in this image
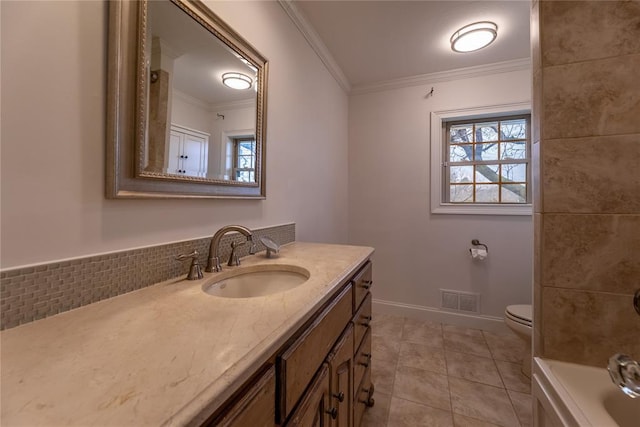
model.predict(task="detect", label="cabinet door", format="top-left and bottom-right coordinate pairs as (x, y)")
top-left (211, 365), bottom-right (276, 427)
top-left (327, 324), bottom-right (353, 427)
top-left (286, 364), bottom-right (331, 427)
top-left (181, 133), bottom-right (208, 177)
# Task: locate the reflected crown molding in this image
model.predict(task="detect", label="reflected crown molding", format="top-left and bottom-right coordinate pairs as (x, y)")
top-left (278, 0), bottom-right (351, 94)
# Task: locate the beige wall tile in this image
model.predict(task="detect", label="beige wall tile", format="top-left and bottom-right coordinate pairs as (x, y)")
top-left (543, 135), bottom-right (640, 213)
top-left (532, 139), bottom-right (541, 212)
top-left (533, 213), bottom-right (543, 357)
top-left (542, 54), bottom-right (640, 139)
top-left (541, 1), bottom-right (640, 66)
top-left (542, 287), bottom-right (640, 366)
top-left (542, 214), bottom-right (640, 294)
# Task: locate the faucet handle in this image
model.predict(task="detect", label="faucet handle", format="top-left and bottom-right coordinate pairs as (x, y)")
top-left (175, 250), bottom-right (204, 280)
top-left (227, 240), bottom-right (245, 267)
top-left (608, 353), bottom-right (640, 398)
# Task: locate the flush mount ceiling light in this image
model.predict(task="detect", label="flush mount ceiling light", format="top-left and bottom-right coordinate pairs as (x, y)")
top-left (450, 21), bottom-right (498, 53)
top-left (222, 72), bottom-right (252, 90)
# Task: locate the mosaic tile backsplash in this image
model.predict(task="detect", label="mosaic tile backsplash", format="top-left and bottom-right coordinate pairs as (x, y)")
top-left (0, 223), bottom-right (295, 330)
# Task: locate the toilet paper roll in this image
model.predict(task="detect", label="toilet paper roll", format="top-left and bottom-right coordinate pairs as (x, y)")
top-left (470, 248), bottom-right (488, 260)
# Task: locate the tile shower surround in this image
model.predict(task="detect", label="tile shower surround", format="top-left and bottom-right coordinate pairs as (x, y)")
top-left (0, 223), bottom-right (295, 330)
top-left (532, 0), bottom-right (640, 367)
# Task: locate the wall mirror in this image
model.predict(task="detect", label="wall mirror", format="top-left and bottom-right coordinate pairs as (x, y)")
top-left (107, 0), bottom-right (268, 198)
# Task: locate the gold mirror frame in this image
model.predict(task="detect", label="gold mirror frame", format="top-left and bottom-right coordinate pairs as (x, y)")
top-left (106, 0), bottom-right (268, 198)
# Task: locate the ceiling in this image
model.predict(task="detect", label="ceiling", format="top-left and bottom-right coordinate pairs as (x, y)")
top-left (292, 0), bottom-right (531, 89)
top-left (149, 0), bottom-right (257, 106)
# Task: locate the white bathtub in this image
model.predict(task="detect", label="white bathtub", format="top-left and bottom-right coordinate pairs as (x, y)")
top-left (533, 357), bottom-right (640, 427)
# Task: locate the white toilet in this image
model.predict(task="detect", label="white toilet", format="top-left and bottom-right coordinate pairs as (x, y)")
top-left (504, 304), bottom-right (533, 378)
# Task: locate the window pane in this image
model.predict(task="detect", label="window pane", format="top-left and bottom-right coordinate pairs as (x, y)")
top-left (475, 164), bottom-right (499, 183)
top-left (450, 184), bottom-right (473, 202)
top-left (236, 157), bottom-right (247, 168)
top-left (501, 119), bottom-right (527, 140)
top-left (449, 144), bottom-right (472, 162)
top-left (450, 165), bottom-right (473, 183)
top-left (500, 142), bottom-right (527, 160)
top-left (476, 184), bottom-right (499, 202)
top-left (501, 184), bottom-right (527, 203)
top-left (449, 125), bottom-right (473, 143)
top-left (476, 122), bottom-right (499, 142)
top-left (475, 143), bottom-right (498, 161)
top-left (238, 145), bottom-right (254, 156)
top-left (501, 163), bottom-right (527, 182)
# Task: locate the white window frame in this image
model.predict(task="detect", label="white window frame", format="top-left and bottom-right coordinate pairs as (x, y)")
top-left (430, 102), bottom-right (532, 215)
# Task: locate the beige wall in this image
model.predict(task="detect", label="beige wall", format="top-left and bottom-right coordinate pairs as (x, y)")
top-left (348, 68), bottom-right (533, 320)
top-left (532, 0), bottom-right (640, 366)
top-left (0, 1), bottom-right (349, 268)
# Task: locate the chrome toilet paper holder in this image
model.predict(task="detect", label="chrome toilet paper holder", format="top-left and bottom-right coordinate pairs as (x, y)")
top-left (469, 239), bottom-right (489, 254)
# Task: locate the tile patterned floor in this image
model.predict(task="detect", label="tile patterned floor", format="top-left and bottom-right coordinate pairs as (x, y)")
top-left (362, 314), bottom-right (532, 427)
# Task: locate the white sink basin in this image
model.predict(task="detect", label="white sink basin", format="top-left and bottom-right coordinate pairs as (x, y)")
top-left (202, 265), bottom-right (310, 298)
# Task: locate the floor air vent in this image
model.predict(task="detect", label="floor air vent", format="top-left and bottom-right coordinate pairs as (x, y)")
top-left (440, 289), bottom-right (480, 313)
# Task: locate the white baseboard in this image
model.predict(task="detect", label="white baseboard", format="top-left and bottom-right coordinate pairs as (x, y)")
top-left (373, 298), bottom-right (510, 334)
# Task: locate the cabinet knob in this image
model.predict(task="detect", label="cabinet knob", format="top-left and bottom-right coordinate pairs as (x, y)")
top-left (359, 352), bottom-right (372, 367)
top-left (361, 280), bottom-right (373, 289)
top-left (180, 155), bottom-right (184, 158)
top-left (359, 315), bottom-right (372, 327)
top-left (333, 391), bottom-right (344, 402)
top-left (326, 407), bottom-right (338, 419)
top-left (184, 155), bottom-right (188, 159)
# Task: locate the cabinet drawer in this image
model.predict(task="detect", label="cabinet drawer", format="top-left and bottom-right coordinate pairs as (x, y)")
top-left (352, 292), bottom-right (372, 351)
top-left (352, 261), bottom-right (372, 313)
top-left (278, 284), bottom-right (353, 422)
top-left (353, 328), bottom-right (371, 399)
top-left (211, 365), bottom-right (276, 427)
top-left (353, 367), bottom-right (372, 427)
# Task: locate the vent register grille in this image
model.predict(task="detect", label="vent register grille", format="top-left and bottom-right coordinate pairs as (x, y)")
top-left (440, 289), bottom-right (480, 313)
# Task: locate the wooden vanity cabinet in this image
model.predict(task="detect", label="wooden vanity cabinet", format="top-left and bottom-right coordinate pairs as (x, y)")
top-left (286, 364), bottom-right (331, 427)
top-left (278, 284), bottom-right (353, 422)
top-left (326, 324), bottom-right (354, 427)
top-left (203, 260), bottom-right (374, 427)
top-left (209, 365), bottom-right (276, 427)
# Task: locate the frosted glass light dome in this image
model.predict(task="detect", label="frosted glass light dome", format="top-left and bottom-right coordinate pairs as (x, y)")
top-left (222, 72), bottom-right (252, 90)
top-left (450, 21), bottom-right (498, 53)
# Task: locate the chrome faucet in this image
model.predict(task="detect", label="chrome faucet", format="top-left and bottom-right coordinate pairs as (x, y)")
top-left (206, 225), bottom-right (256, 272)
top-left (608, 354), bottom-right (640, 398)
top-left (608, 289), bottom-right (640, 398)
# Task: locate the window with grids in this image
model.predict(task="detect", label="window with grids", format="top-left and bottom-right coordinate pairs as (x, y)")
top-left (444, 114), bottom-right (531, 204)
top-left (233, 137), bottom-right (256, 182)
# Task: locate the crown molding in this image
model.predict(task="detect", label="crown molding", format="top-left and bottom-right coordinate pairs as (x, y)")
top-left (351, 57), bottom-right (532, 96)
top-left (278, 0), bottom-right (351, 94)
top-left (172, 89), bottom-right (212, 111)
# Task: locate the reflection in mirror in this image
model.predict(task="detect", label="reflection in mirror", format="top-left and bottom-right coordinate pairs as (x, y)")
top-left (106, 0), bottom-right (268, 198)
top-left (145, 0), bottom-right (257, 182)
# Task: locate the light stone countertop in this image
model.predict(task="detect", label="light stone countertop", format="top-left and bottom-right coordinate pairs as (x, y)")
top-left (0, 242), bottom-right (374, 426)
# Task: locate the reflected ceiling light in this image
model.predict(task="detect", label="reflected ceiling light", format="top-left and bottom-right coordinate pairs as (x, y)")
top-left (222, 72), bottom-right (252, 90)
top-left (450, 21), bottom-right (498, 53)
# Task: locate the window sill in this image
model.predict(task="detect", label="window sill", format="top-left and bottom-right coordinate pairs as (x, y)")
top-left (432, 203), bottom-right (532, 216)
